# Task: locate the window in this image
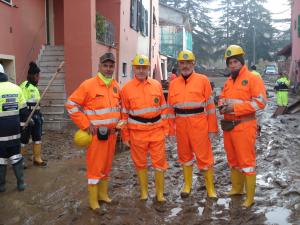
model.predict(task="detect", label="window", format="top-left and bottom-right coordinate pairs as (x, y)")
top-left (145, 10), bottom-right (149, 36)
top-left (122, 63), bottom-right (127, 77)
top-left (298, 15), bottom-right (300, 37)
top-left (139, 4), bottom-right (145, 34)
top-left (130, 0), bottom-right (138, 30)
top-left (130, 0), bottom-right (148, 36)
top-left (1, 0), bottom-right (12, 5)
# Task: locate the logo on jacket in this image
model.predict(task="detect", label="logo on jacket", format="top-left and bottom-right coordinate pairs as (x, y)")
top-left (154, 97), bottom-right (159, 104)
top-left (242, 80), bottom-right (248, 86)
top-left (113, 86), bottom-right (118, 94)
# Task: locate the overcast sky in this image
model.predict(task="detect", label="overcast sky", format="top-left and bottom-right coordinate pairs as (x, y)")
top-left (209, 0), bottom-right (291, 30)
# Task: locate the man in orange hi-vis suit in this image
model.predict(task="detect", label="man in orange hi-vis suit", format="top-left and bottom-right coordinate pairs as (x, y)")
top-left (121, 54), bottom-right (168, 203)
top-left (219, 45), bottom-right (267, 208)
top-left (168, 50), bottom-right (218, 199)
top-left (65, 53), bottom-right (121, 213)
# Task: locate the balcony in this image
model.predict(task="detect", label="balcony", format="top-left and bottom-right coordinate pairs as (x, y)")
top-left (96, 13), bottom-right (115, 47)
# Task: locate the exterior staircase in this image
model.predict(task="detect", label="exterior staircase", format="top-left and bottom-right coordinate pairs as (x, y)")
top-left (37, 45), bottom-right (70, 130)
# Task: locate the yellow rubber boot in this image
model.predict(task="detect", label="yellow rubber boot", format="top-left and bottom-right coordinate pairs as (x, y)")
top-left (242, 174), bottom-right (256, 207)
top-left (181, 165), bottom-right (193, 198)
top-left (155, 170), bottom-right (166, 202)
top-left (33, 144), bottom-right (47, 166)
top-left (137, 169), bottom-right (148, 200)
top-left (227, 169), bottom-right (245, 196)
top-left (204, 167), bottom-right (217, 198)
top-left (21, 146), bottom-right (28, 169)
top-left (88, 185), bottom-right (100, 210)
top-left (98, 179), bottom-right (112, 203)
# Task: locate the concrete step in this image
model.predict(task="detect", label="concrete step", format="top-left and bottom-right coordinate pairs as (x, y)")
top-left (39, 61), bottom-right (63, 67)
top-left (39, 84), bottom-right (65, 92)
top-left (40, 67), bottom-right (65, 73)
top-left (43, 51), bottom-right (64, 56)
top-left (43, 120), bottom-right (71, 130)
top-left (42, 111), bottom-right (65, 120)
top-left (39, 72), bottom-right (65, 79)
top-left (42, 92), bottom-right (67, 99)
top-left (41, 98), bottom-right (67, 105)
top-left (45, 45), bottom-right (64, 50)
top-left (41, 105), bottom-right (65, 113)
top-left (40, 55), bottom-right (64, 62)
top-left (38, 79), bottom-right (65, 85)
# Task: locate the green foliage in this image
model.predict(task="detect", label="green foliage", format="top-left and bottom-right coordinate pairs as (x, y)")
top-left (96, 13), bottom-right (106, 42)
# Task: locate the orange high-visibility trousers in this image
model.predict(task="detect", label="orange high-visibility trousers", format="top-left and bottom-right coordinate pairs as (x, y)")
top-left (223, 120), bottom-right (257, 175)
top-left (176, 115), bottom-right (214, 169)
top-left (86, 133), bottom-right (117, 183)
top-left (129, 127), bottom-right (168, 171)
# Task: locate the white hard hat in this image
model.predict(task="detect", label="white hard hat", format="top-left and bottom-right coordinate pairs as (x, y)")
top-left (0, 64), bottom-right (4, 74)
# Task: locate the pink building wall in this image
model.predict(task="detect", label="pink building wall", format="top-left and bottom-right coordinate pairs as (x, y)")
top-left (54, 0), bottom-right (64, 45)
top-left (150, 0), bottom-right (161, 81)
top-left (118, 0), bottom-right (139, 86)
top-left (64, 0), bottom-right (117, 95)
top-left (292, 0), bottom-right (300, 83)
top-left (0, 0), bottom-right (46, 83)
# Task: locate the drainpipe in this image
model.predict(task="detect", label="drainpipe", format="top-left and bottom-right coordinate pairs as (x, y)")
top-left (149, 0), bottom-right (153, 77)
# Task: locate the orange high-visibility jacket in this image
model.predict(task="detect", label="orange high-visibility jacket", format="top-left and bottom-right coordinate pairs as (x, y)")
top-left (121, 77), bottom-right (168, 142)
top-left (168, 72), bottom-right (218, 135)
top-left (219, 65), bottom-right (267, 120)
top-left (65, 75), bottom-right (121, 130)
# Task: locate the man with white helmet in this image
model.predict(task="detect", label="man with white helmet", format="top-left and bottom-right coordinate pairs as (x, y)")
top-left (0, 64), bottom-right (28, 192)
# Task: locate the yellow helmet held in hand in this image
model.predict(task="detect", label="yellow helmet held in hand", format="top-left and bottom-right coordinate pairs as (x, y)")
top-left (74, 129), bottom-right (92, 148)
top-left (132, 54), bottom-right (150, 66)
top-left (224, 45), bottom-right (245, 59)
top-left (177, 50), bottom-right (195, 61)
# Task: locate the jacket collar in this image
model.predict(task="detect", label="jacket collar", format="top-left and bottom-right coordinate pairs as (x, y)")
top-left (132, 76), bottom-right (151, 86)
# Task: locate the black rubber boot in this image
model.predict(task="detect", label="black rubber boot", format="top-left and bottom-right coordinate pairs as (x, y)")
top-left (0, 165), bottom-right (7, 192)
top-left (12, 159), bottom-right (25, 191)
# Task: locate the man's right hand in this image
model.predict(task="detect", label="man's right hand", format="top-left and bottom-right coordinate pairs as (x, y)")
top-left (85, 124), bottom-right (97, 135)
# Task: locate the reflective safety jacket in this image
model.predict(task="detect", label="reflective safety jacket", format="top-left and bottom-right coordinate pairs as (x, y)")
top-left (121, 77), bottom-right (168, 141)
top-left (20, 81), bottom-right (41, 110)
top-left (0, 74), bottom-right (27, 147)
top-left (65, 75), bottom-right (121, 130)
top-left (219, 65), bottom-right (267, 120)
top-left (275, 76), bottom-right (290, 92)
top-left (168, 72), bottom-right (218, 135)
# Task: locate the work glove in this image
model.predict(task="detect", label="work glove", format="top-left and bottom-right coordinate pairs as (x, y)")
top-left (218, 104), bottom-right (234, 114)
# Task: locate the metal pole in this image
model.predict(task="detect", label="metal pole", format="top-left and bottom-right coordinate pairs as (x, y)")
top-left (23, 61), bottom-right (64, 128)
top-left (253, 26), bottom-right (256, 65)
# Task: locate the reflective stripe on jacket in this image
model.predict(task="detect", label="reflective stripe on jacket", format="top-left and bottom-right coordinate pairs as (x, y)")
top-left (219, 65), bottom-right (267, 120)
top-left (121, 77), bottom-right (168, 142)
top-left (0, 79), bottom-right (27, 145)
top-left (65, 75), bottom-right (121, 130)
top-left (167, 72), bottom-right (218, 135)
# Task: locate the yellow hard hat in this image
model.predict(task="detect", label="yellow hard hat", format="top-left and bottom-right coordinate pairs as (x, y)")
top-left (177, 50), bottom-right (195, 61)
top-left (132, 54), bottom-right (150, 66)
top-left (74, 129), bottom-right (92, 148)
top-left (224, 45), bottom-right (245, 59)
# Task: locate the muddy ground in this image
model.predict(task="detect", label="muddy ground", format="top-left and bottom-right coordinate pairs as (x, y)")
top-left (0, 76), bottom-right (300, 225)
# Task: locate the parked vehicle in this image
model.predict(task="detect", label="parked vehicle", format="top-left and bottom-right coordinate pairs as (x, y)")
top-left (264, 65), bottom-right (278, 76)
